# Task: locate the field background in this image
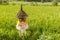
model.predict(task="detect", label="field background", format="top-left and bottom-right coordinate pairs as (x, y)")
top-left (0, 2), bottom-right (60, 40)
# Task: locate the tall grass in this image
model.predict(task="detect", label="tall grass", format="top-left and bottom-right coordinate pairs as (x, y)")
top-left (0, 5), bottom-right (60, 40)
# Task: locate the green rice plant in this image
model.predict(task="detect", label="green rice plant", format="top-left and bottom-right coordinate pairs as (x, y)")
top-left (0, 4), bottom-right (60, 40)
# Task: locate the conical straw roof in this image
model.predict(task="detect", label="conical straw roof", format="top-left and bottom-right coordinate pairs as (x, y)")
top-left (17, 4), bottom-right (28, 19)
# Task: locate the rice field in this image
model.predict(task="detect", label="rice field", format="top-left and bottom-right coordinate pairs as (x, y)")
top-left (0, 4), bottom-right (60, 40)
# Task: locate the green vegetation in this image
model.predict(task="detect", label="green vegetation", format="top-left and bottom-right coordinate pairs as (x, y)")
top-left (0, 2), bottom-right (60, 40)
top-left (52, 0), bottom-right (58, 6)
top-left (0, 0), bottom-right (9, 5)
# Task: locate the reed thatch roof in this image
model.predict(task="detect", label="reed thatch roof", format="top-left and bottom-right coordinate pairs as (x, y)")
top-left (17, 4), bottom-right (28, 19)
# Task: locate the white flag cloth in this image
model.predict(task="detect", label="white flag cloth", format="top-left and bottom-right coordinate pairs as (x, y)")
top-left (16, 23), bottom-right (28, 32)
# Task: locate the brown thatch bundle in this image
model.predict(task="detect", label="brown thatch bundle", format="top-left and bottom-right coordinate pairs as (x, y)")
top-left (17, 5), bottom-right (28, 19)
